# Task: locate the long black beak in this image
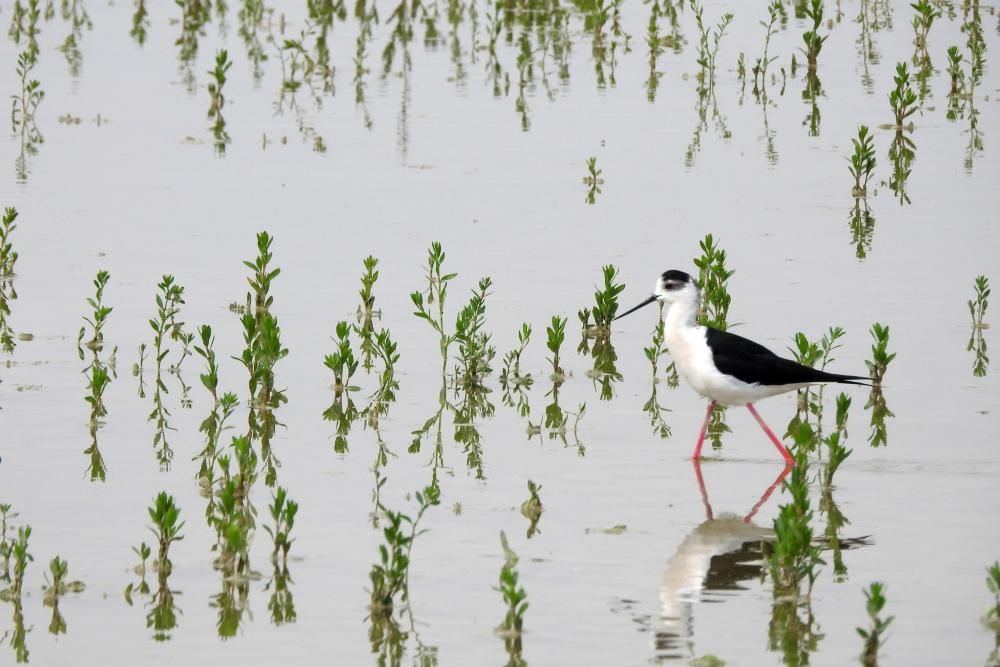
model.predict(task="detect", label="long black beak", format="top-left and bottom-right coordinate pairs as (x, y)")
top-left (614, 294), bottom-right (658, 321)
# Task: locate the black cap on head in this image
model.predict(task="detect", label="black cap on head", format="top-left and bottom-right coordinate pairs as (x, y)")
top-left (661, 270), bottom-right (693, 284)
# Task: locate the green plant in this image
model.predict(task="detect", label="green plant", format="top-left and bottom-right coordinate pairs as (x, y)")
top-left (368, 486), bottom-right (440, 614)
top-left (0, 525), bottom-right (32, 600)
top-left (910, 0), bottom-right (940, 48)
top-left (822, 392), bottom-right (853, 484)
top-left (986, 561), bottom-right (1000, 628)
top-left (42, 556), bottom-right (84, 606)
top-left (546, 316), bottom-right (567, 379)
top-left (0, 207), bottom-right (18, 278)
top-left (325, 321), bottom-right (359, 398)
top-left (520, 481), bottom-right (543, 538)
top-left (411, 242), bottom-right (457, 375)
top-left (866, 323), bottom-right (895, 384)
top-left (693, 234), bottom-right (734, 330)
top-left (357, 255), bottom-right (380, 318)
top-left (888, 62), bottom-right (918, 130)
top-left (193, 324), bottom-right (220, 403)
top-left (454, 277), bottom-right (496, 386)
top-left (496, 531), bottom-right (529, 658)
top-left (583, 156), bottom-right (604, 204)
top-left (690, 0), bottom-right (733, 93)
top-left (968, 275), bottom-right (990, 377)
top-left (0, 504), bottom-right (16, 582)
top-left (752, 1), bottom-right (785, 98)
top-left (149, 275), bottom-right (185, 373)
top-left (147, 493), bottom-right (184, 576)
top-left (767, 459), bottom-right (824, 597)
top-left (500, 323), bottom-right (532, 381)
top-left (848, 125), bottom-right (877, 197)
top-left (207, 49), bottom-right (231, 120)
top-left (800, 0), bottom-right (828, 71)
top-left (245, 231), bottom-right (280, 313)
top-left (946, 45), bottom-right (964, 95)
top-left (857, 582), bottom-right (894, 666)
top-left (78, 270), bottom-right (113, 353)
top-left (589, 265), bottom-right (626, 331)
top-left (12, 50), bottom-right (44, 131)
top-left (263, 487), bottom-right (299, 566)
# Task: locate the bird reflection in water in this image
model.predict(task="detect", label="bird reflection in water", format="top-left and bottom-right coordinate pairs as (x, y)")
top-left (654, 461), bottom-right (790, 661)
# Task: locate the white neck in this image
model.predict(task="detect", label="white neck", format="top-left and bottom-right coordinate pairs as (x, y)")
top-left (664, 294), bottom-right (700, 335)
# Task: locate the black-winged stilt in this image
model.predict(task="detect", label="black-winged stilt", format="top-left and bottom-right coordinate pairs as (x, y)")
top-left (616, 270), bottom-right (869, 463)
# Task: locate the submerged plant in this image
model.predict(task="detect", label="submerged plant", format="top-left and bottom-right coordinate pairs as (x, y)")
top-left (986, 561), bottom-right (1000, 630)
top-left (149, 275), bottom-right (186, 374)
top-left (857, 582), bottom-right (894, 666)
top-left (588, 265), bottom-right (626, 333)
top-left (0, 525), bottom-right (31, 601)
top-left (690, 0), bottom-right (733, 93)
top-left (357, 255), bottom-right (380, 319)
top-left (42, 556), bottom-right (85, 606)
top-left (865, 323), bottom-right (895, 384)
top-left (752, 1), bottom-right (785, 98)
top-left (411, 242), bottom-right (457, 375)
top-left (0, 207), bottom-right (18, 278)
top-left (848, 125), bottom-right (877, 197)
top-left (520, 481), bottom-right (543, 539)
top-left (193, 324), bottom-right (221, 404)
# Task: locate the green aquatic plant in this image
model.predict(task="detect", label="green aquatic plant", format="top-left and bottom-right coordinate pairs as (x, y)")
top-left (799, 0), bottom-right (827, 71)
top-left (209, 476), bottom-right (254, 579)
top-left (454, 277), bottom-right (496, 386)
top-left (193, 324), bottom-right (220, 404)
top-left (263, 487), bottom-right (298, 566)
top-left (357, 255), bottom-right (380, 319)
top-left (694, 234), bottom-right (733, 331)
top-left (207, 49), bottom-right (232, 152)
top-left (149, 274), bottom-right (185, 374)
top-left (767, 458), bottom-right (824, 598)
top-left (368, 485), bottom-right (440, 615)
top-left (11, 50), bottom-right (44, 132)
top-left (910, 0), bottom-right (940, 49)
top-left (886, 130), bottom-right (916, 206)
top-left (690, 0), bottom-right (733, 94)
top-left (42, 556), bottom-right (84, 607)
top-left (0, 525), bottom-right (32, 600)
top-left (0, 207), bottom-right (17, 278)
top-left (236, 234), bottom-right (287, 414)
top-left (411, 242), bottom-right (457, 375)
top-left (325, 321), bottom-right (359, 398)
top-left (496, 531), bottom-right (528, 664)
top-left (78, 270), bottom-right (113, 354)
top-left (0, 504), bottom-right (16, 582)
top-left (589, 265), bottom-right (626, 333)
top-left (520, 481), bottom-right (543, 539)
top-left (583, 156), bottom-right (604, 204)
top-left (857, 581), bottom-right (894, 666)
top-left (945, 45), bottom-right (964, 95)
top-left (245, 231), bottom-right (280, 313)
top-left (986, 561), bottom-right (1000, 630)
top-left (866, 323), bottom-right (895, 384)
top-left (123, 542), bottom-right (152, 604)
top-left (888, 62), bottom-right (918, 131)
top-left (546, 315), bottom-right (567, 379)
top-left (752, 1), bottom-right (785, 99)
top-left (848, 125), bottom-right (877, 197)
top-left (148, 493), bottom-right (184, 576)
top-left (968, 275), bottom-right (990, 377)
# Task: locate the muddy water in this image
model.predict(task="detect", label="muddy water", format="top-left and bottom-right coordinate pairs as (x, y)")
top-left (2, 1), bottom-right (999, 665)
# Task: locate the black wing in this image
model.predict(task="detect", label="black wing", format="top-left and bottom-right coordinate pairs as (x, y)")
top-left (705, 327), bottom-right (870, 387)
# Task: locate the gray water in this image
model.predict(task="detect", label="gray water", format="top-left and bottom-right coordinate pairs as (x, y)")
top-left (2, 0), bottom-right (999, 665)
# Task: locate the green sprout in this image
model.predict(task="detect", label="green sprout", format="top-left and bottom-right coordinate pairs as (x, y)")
top-left (910, 0), bottom-right (940, 49)
top-left (690, 0), bottom-right (733, 94)
top-left (263, 487), bottom-right (299, 566)
top-left (752, 1), bottom-right (785, 99)
top-left (357, 255), bottom-right (380, 319)
top-left (848, 125), bottom-right (877, 197)
top-left (147, 493), bottom-right (184, 576)
top-left (888, 62), bottom-right (918, 131)
top-left (866, 322), bottom-right (895, 384)
top-left (42, 556), bottom-right (85, 607)
top-left (368, 485), bottom-right (440, 615)
top-left (588, 265), bottom-right (626, 332)
top-left (325, 321), bottom-right (359, 398)
top-left (411, 242), bottom-right (458, 375)
top-left (546, 315), bottom-right (567, 380)
top-left (454, 277), bottom-right (496, 386)
top-left (800, 0), bottom-right (828, 71)
top-left (149, 274), bottom-right (185, 374)
top-left (694, 234), bottom-right (734, 330)
top-left (207, 49), bottom-right (232, 151)
top-left (0, 525), bottom-right (32, 601)
top-left (193, 324), bottom-right (220, 404)
top-left (0, 207), bottom-right (18, 278)
top-left (78, 270), bottom-right (113, 355)
top-left (12, 50), bottom-right (44, 135)
top-left (857, 582), bottom-right (894, 666)
top-left (583, 156), bottom-right (604, 204)
top-left (986, 561), bottom-right (1000, 630)
top-left (767, 459), bottom-right (824, 598)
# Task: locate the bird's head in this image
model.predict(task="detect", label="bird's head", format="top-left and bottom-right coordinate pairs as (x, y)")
top-left (615, 270), bottom-right (698, 320)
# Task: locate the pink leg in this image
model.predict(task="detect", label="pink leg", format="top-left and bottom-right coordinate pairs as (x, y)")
top-left (691, 400), bottom-right (717, 460)
top-left (746, 403), bottom-right (795, 465)
top-left (742, 462), bottom-right (793, 523)
top-left (691, 459), bottom-right (714, 521)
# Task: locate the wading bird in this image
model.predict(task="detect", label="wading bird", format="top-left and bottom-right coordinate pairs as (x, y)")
top-left (616, 270), bottom-right (869, 463)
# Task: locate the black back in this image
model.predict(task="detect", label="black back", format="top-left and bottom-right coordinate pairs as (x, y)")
top-left (705, 327), bottom-right (869, 386)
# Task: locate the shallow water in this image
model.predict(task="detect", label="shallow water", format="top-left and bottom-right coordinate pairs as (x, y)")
top-left (2, 0), bottom-right (999, 665)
